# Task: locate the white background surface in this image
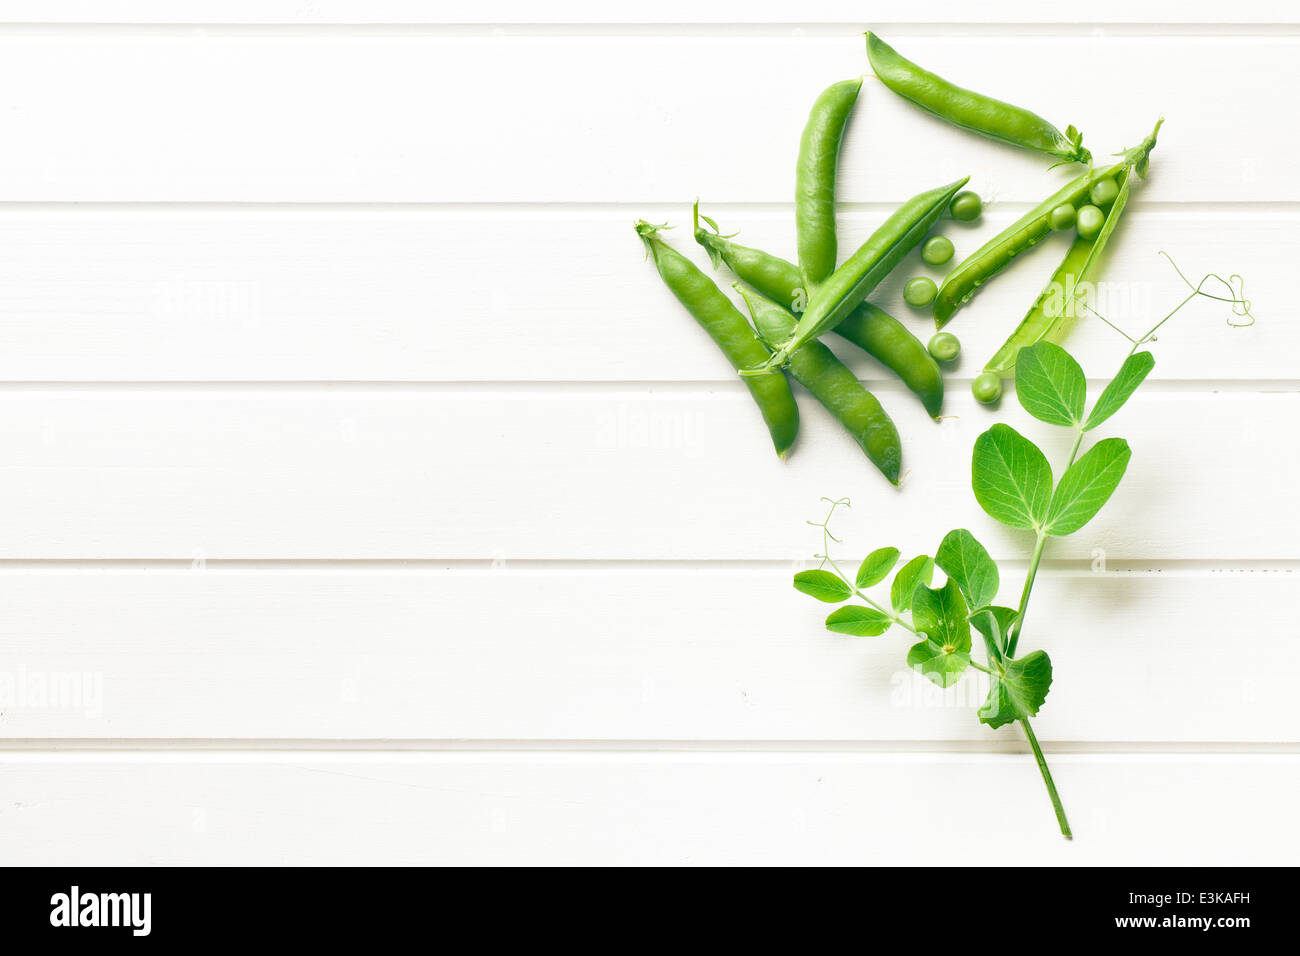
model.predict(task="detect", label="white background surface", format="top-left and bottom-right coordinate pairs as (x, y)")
top-left (0, 1), bottom-right (1296, 865)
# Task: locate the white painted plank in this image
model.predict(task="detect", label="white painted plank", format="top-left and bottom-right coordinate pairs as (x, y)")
top-left (0, 569), bottom-right (1290, 742)
top-left (0, 752), bottom-right (1294, 864)
top-left (0, 206), bottom-right (1276, 383)
top-left (0, 35), bottom-right (1287, 201)
top-left (0, 390), bottom-right (1291, 561)
top-left (0, 2), bottom-right (1291, 25)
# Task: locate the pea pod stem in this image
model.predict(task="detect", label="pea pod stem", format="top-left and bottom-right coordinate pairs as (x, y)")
top-left (866, 31), bottom-right (1089, 166)
top-left (746, 176), bottom-right (969, 374)
top-left (693, 202), bottom-right (805, 314)
top-left (934, 120), bottom-right (1162, 328)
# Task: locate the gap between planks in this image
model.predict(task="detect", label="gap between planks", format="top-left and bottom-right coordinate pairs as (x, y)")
top-left (0, 200), bottom-right (1294, 213)
top-left (0, 557), bottom-right (1290, 574)
top-left (0, 24), bottom-right (1294, 38)
top-left (0, 380), bottom-right (1288, 392)
top-left (0, 740), bottom-right (1295, 755)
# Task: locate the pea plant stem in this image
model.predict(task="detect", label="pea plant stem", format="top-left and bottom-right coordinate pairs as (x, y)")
top-left (1001, 552), bottom-right (1071, 837)
top-left (1006, 426), bottom-right (1085, 658)
top-left (1006, 532), bottom-right (1046, 659)
top-left (1005, 258), bottom-right (1250, 839)
top-left (1004, 425), bottom-right (1086, 838)
top-left (1021, 717), bottom-right (1072, 838)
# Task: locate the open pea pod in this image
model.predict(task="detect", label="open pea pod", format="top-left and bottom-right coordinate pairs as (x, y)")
top-left (933, 120), bottom-right (1161, 328)
top-left (746, 176), bottom-right (969, 374)
top-left (984, 165), bottom-right (1135, 376)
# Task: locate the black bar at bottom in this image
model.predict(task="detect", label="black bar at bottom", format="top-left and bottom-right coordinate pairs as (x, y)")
top-left (0, 866), bottom-right (1285, 942)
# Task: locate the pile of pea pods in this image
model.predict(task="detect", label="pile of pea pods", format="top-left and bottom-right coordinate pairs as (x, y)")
top-left (636, 32), bottom-right (1160, 484)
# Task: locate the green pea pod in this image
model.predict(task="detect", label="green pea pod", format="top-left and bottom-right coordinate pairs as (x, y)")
top-left (747, 176), bottom-right (969, 374)
top-left (865, 32), bottom-right (1089, 166)
top-left (635, 221), bottom-right (800, 458)
top-left (984, 166), bottom-right (1136, 376)
top-left (796, 78), bottom-right (862, 288)
top-left (694, 205), bottom-right (943, 418)
top-left (933, 120), bottom-right (1161, 328)
top-left (739, 287), bottom-right (901, 485)
top-left (836, 303), bottom-right (943, 419)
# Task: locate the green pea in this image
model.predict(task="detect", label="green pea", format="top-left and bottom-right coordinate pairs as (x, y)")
top-left (927, 332), bottom-right (960, 363)
top-left (904, 276), bottom-right (937, 308)
top-left (1048, 203), bottom-right (1076, 232)
top-left (1089, 178), bottom-right (1119, 207)
top-left (949, 190), bottom-right (982, 222)
top-left (1076, 204), bottom-right (1105, 241)
top-left (971, 370), bottom-right (1003, 405)
top-left (921, 235), bottom-right (954, 266)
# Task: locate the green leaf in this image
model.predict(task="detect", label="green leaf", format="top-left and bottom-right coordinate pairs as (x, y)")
top-left (825, 605), bottom-right (893, 637)
top-left (793, 569), bottom-right (852, 603)
top-left (971, 424), bottom-right (1053, 530)
top-left (890, 554), bottom-right (934, 614)
top-left (970, 605), bottom-right (1018, 658)
top-left (1085, 351), bottom-right (1155, 431)
top-left (1015, 342), bottom-right (1086, 427)
top-left (911, 579), bottom-right (970, 652)
top-left (906, 640), bottom-right (970, 689)
top-left (935, 529), bottom-right (999, 609)
top-left (856, 547), bottom-right (901, 589)
top-left (907, 579), bottom-right (971, 688)
top-left (979, 650), bottom-right (1053, 729)
top-left (1044, 437), bottom-right (1132, 535)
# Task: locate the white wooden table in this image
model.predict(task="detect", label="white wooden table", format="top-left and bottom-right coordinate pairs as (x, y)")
top-left (0, 1), bottom-right (1295, 865)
